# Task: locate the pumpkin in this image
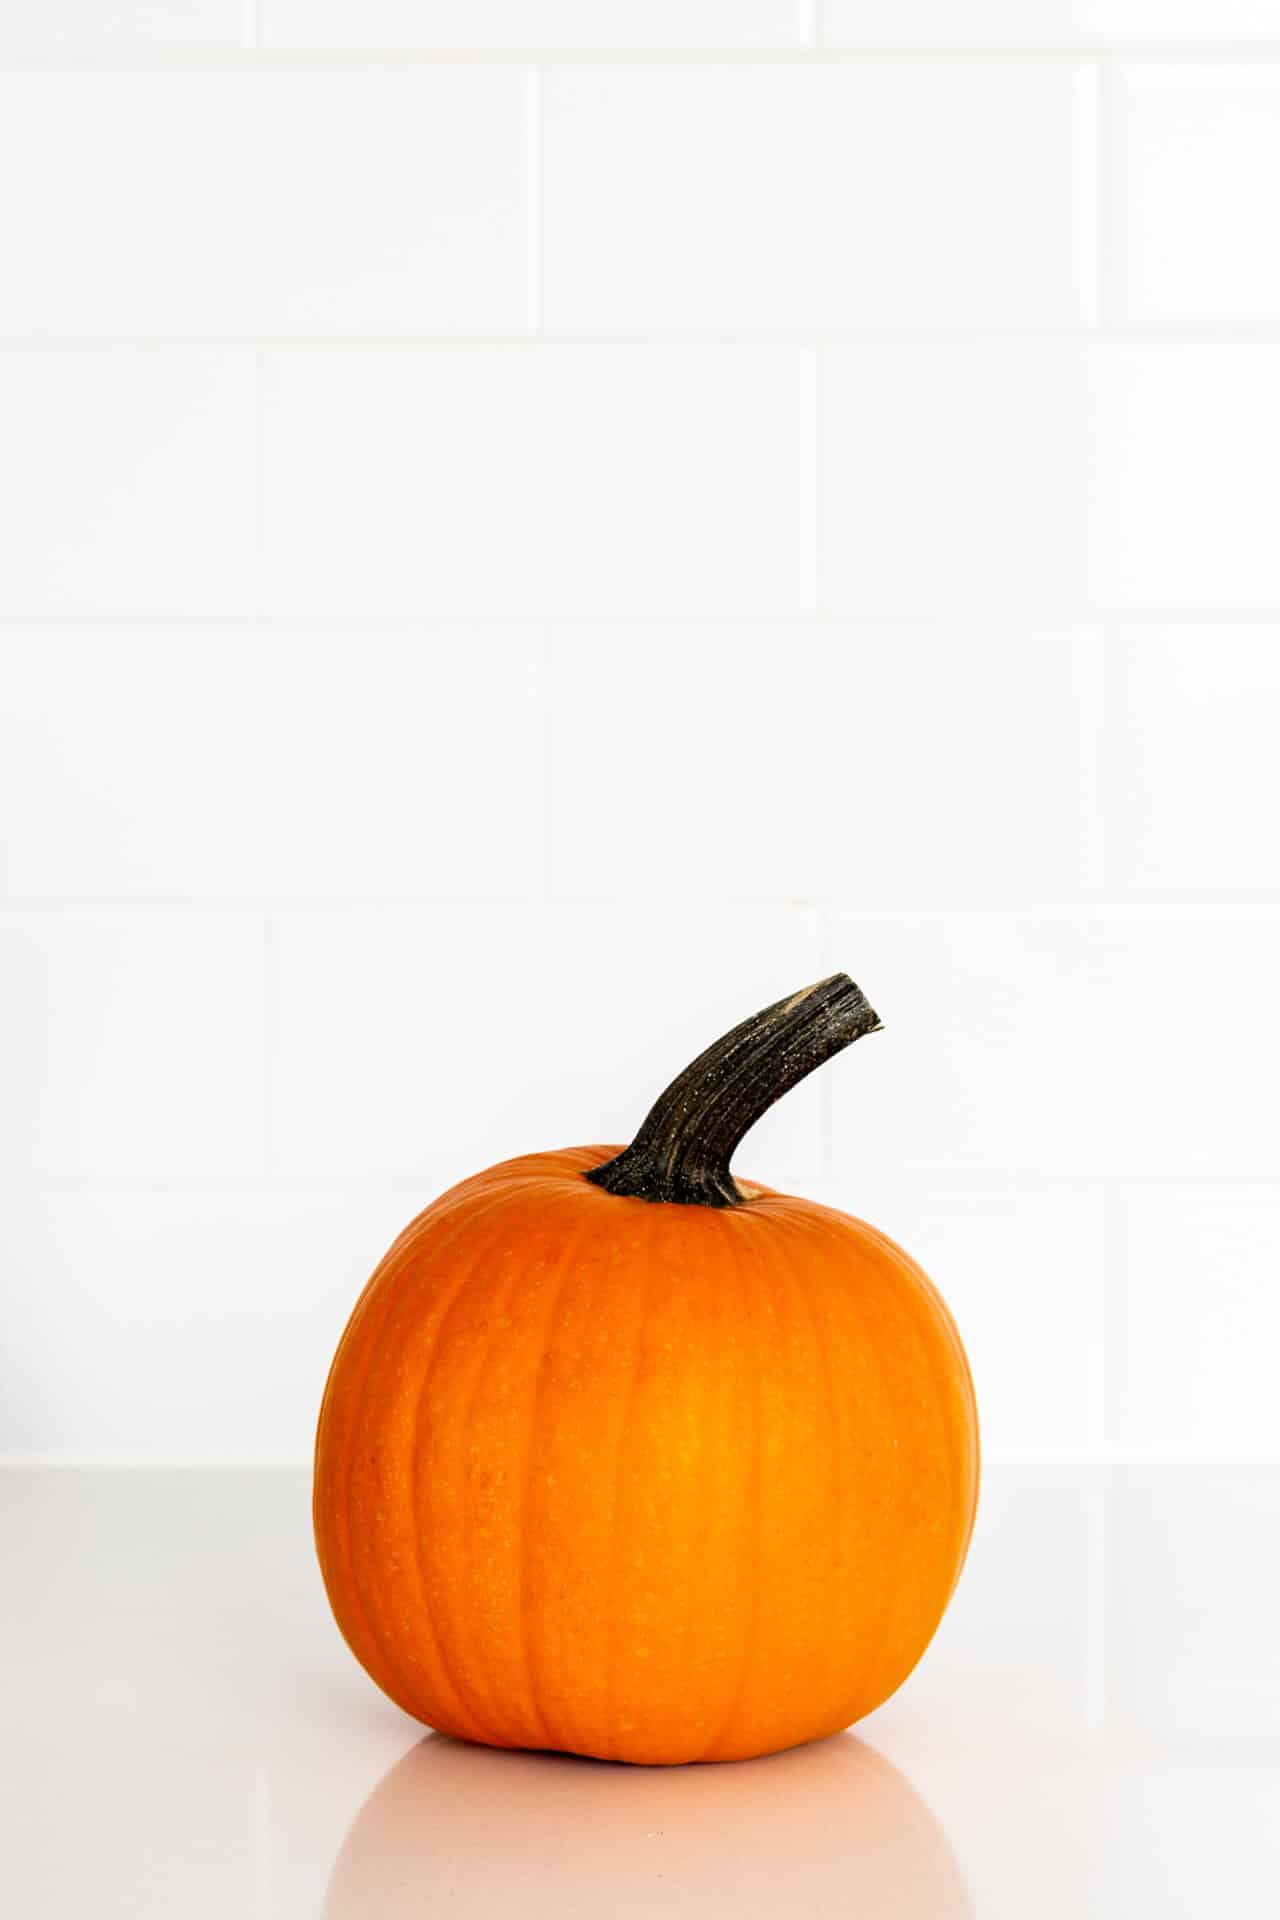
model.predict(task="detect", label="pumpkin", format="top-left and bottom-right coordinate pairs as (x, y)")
top-left (314, 975), bottom-right (979, 1765)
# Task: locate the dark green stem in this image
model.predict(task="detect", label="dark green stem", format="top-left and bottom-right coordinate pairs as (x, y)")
top-left (586, 973), bottom-right (881, 1208)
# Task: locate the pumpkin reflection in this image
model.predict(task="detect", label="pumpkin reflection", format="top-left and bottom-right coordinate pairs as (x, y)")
top-left (325, 1729), bottom-right (972, 1919)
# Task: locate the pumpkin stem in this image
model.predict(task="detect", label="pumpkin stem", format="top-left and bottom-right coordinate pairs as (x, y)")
top-left (585, 973), bottom-right (881, 1208)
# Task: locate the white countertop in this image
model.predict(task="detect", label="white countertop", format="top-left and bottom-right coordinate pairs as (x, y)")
top-left (3, 1463), bottom-right (1278, 1918)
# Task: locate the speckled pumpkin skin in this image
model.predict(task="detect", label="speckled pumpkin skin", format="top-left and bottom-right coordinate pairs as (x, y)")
top-left (314, 1146), bottom-right (979, 1766)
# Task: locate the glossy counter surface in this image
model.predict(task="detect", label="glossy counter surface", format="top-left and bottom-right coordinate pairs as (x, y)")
top-left (3, 1465), bottom-right (1277, 1917)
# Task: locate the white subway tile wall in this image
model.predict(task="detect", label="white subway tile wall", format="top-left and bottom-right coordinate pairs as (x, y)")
top-left (542, 63), bottom-right (1098, 331)
top-left (808, 1181), bottom-right (1108, 1460)
top-left (819, 911), bottom-right (1280, 1180)
top-left (0, 72), bottom-right (530, 339)
top-left (546, 625), bottom-right (1105, 906)
top-left (260, 2), bottom-right (811, 51)
top-left (1088, 345), bottom-right (1280, 610)
top-left (2, 6), bottom-right (1277, 1465)
top-left (822, 2), bottom-right (1280, 45)
top-left (0, 352), bottom-right (256, 615)
top-left (259, 348), bottom-right (816, 615)
top-left (1109, 67), bottom-right (1280, 326)
top-left (0, 913), bottom-right (267, 1178)
top-left (267, 905), bottom-right (827, 1183)
top-left (1111, 1190), bottom-right (1280, 1457)
top-left (0, 1187), bottom-right (418, 1461)
top-left (0, 628), bottom-right (545, 900)
top-left (0, 1), bottom-right (241, 51)
top-left (819, 342), bottom-right (1093, 614)
top-left (1109, 625), bottom-right (1280, 897)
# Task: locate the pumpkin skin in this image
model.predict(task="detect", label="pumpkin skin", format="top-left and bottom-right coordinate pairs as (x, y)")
top-left (314, 1140), bottom-right (979, 1765)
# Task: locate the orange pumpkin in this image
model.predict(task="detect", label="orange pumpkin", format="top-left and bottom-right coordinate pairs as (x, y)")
top-left (314, 975), bottom-right (979, 1765)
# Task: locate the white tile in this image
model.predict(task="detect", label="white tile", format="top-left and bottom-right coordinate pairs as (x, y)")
top-left (827, 343), bottom-right (1280, 616)
top-left (0, 0), bottom-right (239, 49)
top-left (548, 624), bottom-right (1103, 907)
top-left (269, 903), bottom-right (824, 1181)
top-left (0, 913), bottom-right (266, 1176)
top-left (820, 344), bottom-right (1090, 615)
top-left (1111, 67), bottom-right (1280, 325)
top-left (0, 72), bottom-right (527, 339)
top-left (0, 627), bottom-right (544, 902)
top-left (1112, 1188), bottom-right (1280, 1458)
top-left (822, 911), bottom-right (1280, 1178)
top-left (804, 1177), bottom-right (1106, 1459)
top-left (261, 348), bottom-right (815, 616)
top-left (823, 1), bottom-right (1280, 43)
top-left (1088, 346), bottom-right (1280, 611)
top-left (1110, 626), bottom-right (1280, 898)
top-left (0, 351), bottom-right (255, 616)
top-left (544, 63), bottom-right (1094, 331)
top-left (0, 1185), bottom-right (437, 1461)
top-left (261, 1), bottom-right (805, 49)
top-left (1108, 1469), bottom-right (1280, 1738)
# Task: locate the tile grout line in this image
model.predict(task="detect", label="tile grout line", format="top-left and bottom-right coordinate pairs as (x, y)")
top-left (1085, 56), bottom-right (1107, 332)
top-left (1101, 1182), bottom-right (1128, 1464)
top-left (539, 623), bottom-right (554, 901)
top-left (10, 900), bottom-right (1280, 919)
top-left (1096, 617), bottom-right (1125, 904)
top-left (9, 329), bottom-right (1280, 348)
top-left (525, 64), bottom-right (544, 335)
top-left (3, 609), bottom-right (1280, 629)
top-left (812, 345), bottom-right (825, 616)
top-left (11, 1170), bottom-right (1280, 1195)
top-left (262, 915), bottom-right (277, 1179)
top-left (1080, 623), bottom-right (1110, 902)
top-left (5, 46), bottom-right (1280, 68)
top-left (251, 346), bottom-right (267, 617)
top-left (1096, 56), bottom-right (1115, 333)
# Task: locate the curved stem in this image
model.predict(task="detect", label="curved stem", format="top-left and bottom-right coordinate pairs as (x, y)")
top-left (586, 973), bottom-right (881, 1208)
